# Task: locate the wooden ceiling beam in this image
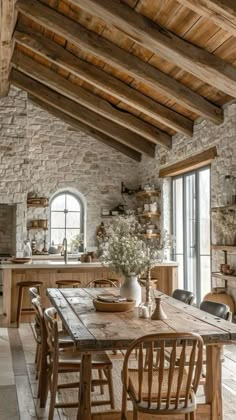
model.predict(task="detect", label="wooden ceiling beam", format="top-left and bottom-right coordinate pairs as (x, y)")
top-left (0, 0), bottom-right (16, 96)
top-left (14, 28), bottom-right (191, 138)
top-left (179, 0), bottom-right (236, 37)
top-left (72, 0), bottom-right (236, 98)
top-left (11, 69), bottom-right (156, 158)
top-left (12, 49), bottom-right (172, 149)
top-left (16, 0), bottom-right (223, 125)
top-left (29, 95), bottom-right (142, 162)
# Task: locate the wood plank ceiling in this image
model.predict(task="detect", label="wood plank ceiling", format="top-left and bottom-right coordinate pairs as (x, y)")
top-left (1, 0), bottom-right (236, 161)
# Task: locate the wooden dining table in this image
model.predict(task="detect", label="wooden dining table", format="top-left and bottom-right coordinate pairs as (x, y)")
top-left (47, 287), bottom-right (236, 420)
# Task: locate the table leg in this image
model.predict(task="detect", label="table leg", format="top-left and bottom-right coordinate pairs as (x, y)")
top-left (77, 352), bottom-right (92, 420)
top-left (205, 344), bottom-right (222, 420)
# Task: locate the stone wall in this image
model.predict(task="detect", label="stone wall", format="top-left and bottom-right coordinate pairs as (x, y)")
top-left (0, 87), bottom-right (139, 253)
top-left (0, 204), bottom-right (16, 255)
top-left (138, 103), bottom-right (236, 303)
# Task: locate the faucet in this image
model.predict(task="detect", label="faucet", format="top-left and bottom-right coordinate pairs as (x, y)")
top-left (63, 238), bottom-right (68, 264)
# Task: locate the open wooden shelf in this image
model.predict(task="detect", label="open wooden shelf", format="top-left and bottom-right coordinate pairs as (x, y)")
top-left (211, 245), bottom-right (236, 251)
top-left (138, 212), bottom-right (160, 218)
top-left (27, 227), bottom-right (48, 231)
top-left (27, 197), bottom-right (48, 208)
top-left (136, 190), bottom-right (160, 198)
top-left (212, 272), bottom-right (236, 282)
top-left (211, 204), bottom-right (236, 211)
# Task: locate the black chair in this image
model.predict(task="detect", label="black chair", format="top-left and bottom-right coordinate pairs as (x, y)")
top-left (172, 288), bottom-right (195, 305)
top-left (200, 300), bottom-right (231, 321)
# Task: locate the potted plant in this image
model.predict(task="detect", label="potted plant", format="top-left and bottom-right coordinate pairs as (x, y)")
top-left (98, 215), bottom-right (173, 305)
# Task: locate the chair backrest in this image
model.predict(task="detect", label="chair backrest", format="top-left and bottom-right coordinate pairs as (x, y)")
top-left (44, 307), bottom-right (59, 360)
top-left (86, 278), bottom-right (118, 288)
top-left (29, 286), bottom-right (40, 301)
top-left (31, 296), bottom-right (46, 345)
top-left (200, 300), bottom-right (231, 320)
top-left (122, 332), bottom-right (203, 412)
top-left (172, 289), bottom-right (195, 305)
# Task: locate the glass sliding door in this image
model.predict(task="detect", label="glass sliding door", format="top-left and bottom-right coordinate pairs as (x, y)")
top-left (172, 167), bottom-right (210, 305)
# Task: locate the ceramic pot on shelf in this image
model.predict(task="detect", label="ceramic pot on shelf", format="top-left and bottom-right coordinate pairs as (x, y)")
top-left (120, 275), bottom-right (142, 306)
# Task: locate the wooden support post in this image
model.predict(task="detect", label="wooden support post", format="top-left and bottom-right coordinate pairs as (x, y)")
top-left (77, 353), bottom-right (92, 420)
top-left (205, 344), bottom-right (223, 420)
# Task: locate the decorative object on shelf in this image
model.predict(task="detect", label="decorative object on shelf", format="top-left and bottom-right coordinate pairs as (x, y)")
top-left (28, 219), bottom-right (48, 230)
top-left (151, 296), bottom-right (167, 320)
top-left (98, 215), bottom-right (173, 306)
top-left (31, 237), bottom-right (37, 254)
top-left (27, 196), bottom-right (49, 207)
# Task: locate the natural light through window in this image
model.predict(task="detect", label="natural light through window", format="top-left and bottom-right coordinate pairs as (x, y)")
top-left (50, 192), bottom-right (84, 252)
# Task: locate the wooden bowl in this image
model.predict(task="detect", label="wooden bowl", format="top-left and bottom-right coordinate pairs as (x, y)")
top-left (10, 257), bottom-right (32, 264)
top-left (93, 298), bottom-right (135, 312)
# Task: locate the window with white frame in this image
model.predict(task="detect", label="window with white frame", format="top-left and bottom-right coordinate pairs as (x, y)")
top-left (50, 192), bottom-right (84, 252)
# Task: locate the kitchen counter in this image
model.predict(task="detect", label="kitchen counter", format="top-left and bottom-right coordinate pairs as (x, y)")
top-left (0, 261), bottom-right (178, 326)
top-left (0, 260), bottom-right (178, 269)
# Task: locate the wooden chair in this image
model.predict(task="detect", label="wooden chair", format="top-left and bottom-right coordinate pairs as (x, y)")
top-left (44, 307), bottom-right (115, 420)
top-left (29, 287), bottom-right (42, 379)
top-left (200, 300), bottom-right (232, 321)
top-left (31, 296), bottom-right (77, 407)
top-left (165, 301), bottom-right (231, 391)
top-left (16, 279), bottom-right (43, 327)
top-left (121, 332), bottom-right (203, 420)
top-left (56, 279), bottom-right (81, 288)
top-left (86, 278), bottom-right (118, 288)
top-left (172, 289), bottom-right (195, 305)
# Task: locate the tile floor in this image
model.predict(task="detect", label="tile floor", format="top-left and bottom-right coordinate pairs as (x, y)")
top-left (1, 324), bottom-right (236, 419)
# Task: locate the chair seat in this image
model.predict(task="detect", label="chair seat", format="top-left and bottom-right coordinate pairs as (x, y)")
top-left (127, 367), bottom-right (188, 400)
top-left (17, 281), bottom-right (43, 287)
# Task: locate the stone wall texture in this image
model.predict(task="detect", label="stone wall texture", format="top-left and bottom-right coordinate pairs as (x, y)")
top-left (1, 87), bottom-right (236, 306)
top-left (138, 103), bottom-right (236, 303)
top-left (0, 88), bottom-right (139, 253)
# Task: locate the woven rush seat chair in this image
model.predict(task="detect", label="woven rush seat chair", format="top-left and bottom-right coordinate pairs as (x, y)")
top-left (172, 289), bottom-right (195, 305)
top-left (86, 278), bottom-right (118, 288)
top-left (16, 279), bottom-right (43, 328)
top-left (44, 307), bottom-right (115, 420)
top-left (121, 332), bottom-right (203, 420)
top-left (30, 293), bottom-right (76, 406)
top-left (56, 279), bottom-right (81, 288)
top-left (165, 300), bottom-right (231, 393)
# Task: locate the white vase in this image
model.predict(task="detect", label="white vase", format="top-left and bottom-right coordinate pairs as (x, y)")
top-left (120, 275), bottom-right (142, 306)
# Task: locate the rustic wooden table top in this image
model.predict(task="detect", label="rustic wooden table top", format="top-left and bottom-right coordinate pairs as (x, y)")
top-left (47, 288), bottom-right (236, 350)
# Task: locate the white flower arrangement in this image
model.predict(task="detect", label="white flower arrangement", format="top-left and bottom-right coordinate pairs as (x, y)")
top-left (98, 215), bottom-right (173, 277)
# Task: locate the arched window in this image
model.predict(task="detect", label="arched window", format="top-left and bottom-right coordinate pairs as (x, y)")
top-left (50, 192), bottom-right (84, 252)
